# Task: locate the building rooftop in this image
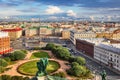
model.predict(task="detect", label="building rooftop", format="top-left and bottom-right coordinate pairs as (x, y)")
top-left (98, 43), bottom-right (120, 54)
top-left (0, 31), bottom-right (8, 38)
top-left (77, 38), bottom-right (120, 54)
top-left (29, 27), bottom-right (39, 30)
top-left (77, 38), bottom-right (105, 44)
top-left (1, 28), bottom-right (22, 32)
top-left (70, 30), bottom-right (95, 34)
top-left (29, 26), bottom-right (54, 30)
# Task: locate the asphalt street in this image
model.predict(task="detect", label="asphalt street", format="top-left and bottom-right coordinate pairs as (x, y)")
top-left (67, 44), bottom-right (120, 80)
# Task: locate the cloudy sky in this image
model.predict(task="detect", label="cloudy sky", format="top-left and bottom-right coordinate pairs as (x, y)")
top-left (0, 0), bottom-right (120, 21)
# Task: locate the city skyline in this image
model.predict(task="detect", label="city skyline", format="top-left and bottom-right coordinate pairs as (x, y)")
top-left (0, 0), bottom-right (120, 21)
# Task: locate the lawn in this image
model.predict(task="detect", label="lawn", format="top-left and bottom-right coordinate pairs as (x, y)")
top-left (17, 60), bottom-right (60, 76)
top-left (30, 51), bottom-right (50, 59)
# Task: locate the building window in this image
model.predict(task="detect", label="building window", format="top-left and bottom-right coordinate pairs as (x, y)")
top-left (117, 65), bottom-right (119, 67)
top-left (117, 56), bottom-right (119, 58)
top-left (110, 58), bottom-right (113, 61)
top-left (111, 54), bottom-right (112, 56)
top-left (117, 60), bottom-right (119, 63)
top-left (114, 59), bottom-right (116, 62)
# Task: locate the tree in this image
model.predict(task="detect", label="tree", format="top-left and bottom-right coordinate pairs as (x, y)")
top-left (45, 43), bottom-right (55, 50)
top-left (51, 45), bottom-right (62, 54)
top-left (56, 47), bottom-right (71, 60)
top-left (67, 61), bottom-right (91, 77)
top-left (75, 56), bottom-right (86, 65)
top-left (9, 51), bottom-right (26, 61)
top-left (68, 56), bottom-right (75, 63)
top-left (67, 63), bottom-right (88, 77)
top-left (0, 59), bottom-right (8, 67)
top-left (21, 50), bottom-right (28, 54)
top-left (71, 62), bottom-right (79, 67)
top-left (51, 47), bottom-right (57, 54)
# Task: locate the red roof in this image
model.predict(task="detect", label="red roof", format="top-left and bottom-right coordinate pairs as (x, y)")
top-left (0, 48), bottom-right (13, 54)
top-left (1, 28), bottom-right (22, 32)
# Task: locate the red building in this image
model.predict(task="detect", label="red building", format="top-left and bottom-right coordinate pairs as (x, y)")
top-left (76, 39), bottom-right (95, 57)
top-left (0, 31), bottom-right (13, 55)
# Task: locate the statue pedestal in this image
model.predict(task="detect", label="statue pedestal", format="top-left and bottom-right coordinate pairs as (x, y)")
top-left (37, 76), bottom-right (46, 80)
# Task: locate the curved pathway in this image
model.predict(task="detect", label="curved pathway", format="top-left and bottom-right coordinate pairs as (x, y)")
top-left (0, 50), bottom-right (72, 79)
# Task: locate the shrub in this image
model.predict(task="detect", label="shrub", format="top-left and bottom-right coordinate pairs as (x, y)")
top-left (0, 66), bottom-right (5, 73)
top-left (52, 72), bottom-right (66, 78)
top-left (9, 51), bottom-right (26, 61)
top-left (33, 47), bottom-right (41, 50)
top-left (0, 59), bottom-right (8, 67)
top-left (0, 75), bottom-right (31, 80)
top-left (0, 75), bottom-right (11, 80)
top-left (23, 77), bottom-right (30, 80)
top-left (41, 47), bottom-right (46, 50)
top-left (3, 57), bottom-right (11, 62)
top-left (11, 76), bottom-right (23, 80)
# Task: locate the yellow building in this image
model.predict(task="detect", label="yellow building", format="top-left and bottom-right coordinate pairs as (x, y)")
top-left (0, 26), bottom-right (3, 30)
top-left (96, 29), bottom-right (120, 39)
top-left (112, 29), bottom-right (120, 39)
top-left (25, 27), bottom-right (39, 37)
top-left (2, 28), bottom-right (22, 40)
top-left (62, 30), bottom-right (70, 39)
top-left (25, 26), bottom-right (54, 37)
top-left (112, 33), bottom-right (120, 39)
top-left (39, 26), bottom-right (53, 36)
top-left (96, 32), bottom-right (112, 38)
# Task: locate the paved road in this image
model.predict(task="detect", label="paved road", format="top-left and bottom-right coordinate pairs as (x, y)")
top-left (11, 39), bottom-right (25, 49)
top-left (67, 44), bottom-right (120, 80)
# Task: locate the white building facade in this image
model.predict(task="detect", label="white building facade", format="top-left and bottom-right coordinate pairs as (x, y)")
top-left (94, 43), bottom-right (120, 71)
top-left (70, 30), bottom-right (96, 44)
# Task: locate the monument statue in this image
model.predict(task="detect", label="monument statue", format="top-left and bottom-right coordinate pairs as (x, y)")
top-left (100, 70), bottom-right (107, 80)
top-left (36, 58), bottom-right (49, 77)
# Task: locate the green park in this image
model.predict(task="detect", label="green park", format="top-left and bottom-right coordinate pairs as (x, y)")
top-left (0, 43), bottom-right (97, 80)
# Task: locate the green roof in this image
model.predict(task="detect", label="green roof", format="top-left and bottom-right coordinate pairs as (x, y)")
top-left (28, 26), bottom-right (54, 30)
top-left (20, 24), bottom-right (26, 28)
top-left (29, 27), bottom-right (39, 30)
top-left (47, 27), bottom-right (54, 30)
top-left (40, 26), bottom-right (48, 28)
